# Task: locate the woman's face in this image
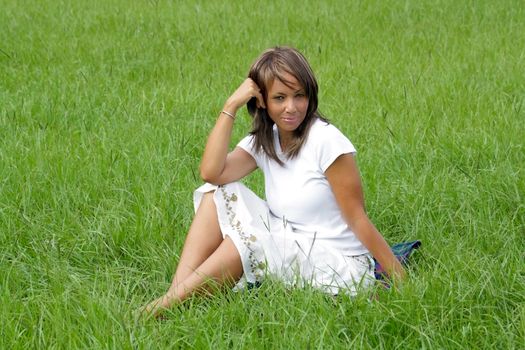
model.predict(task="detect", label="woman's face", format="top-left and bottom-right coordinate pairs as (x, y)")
top-left (265, 73), bottom-right (309, 139)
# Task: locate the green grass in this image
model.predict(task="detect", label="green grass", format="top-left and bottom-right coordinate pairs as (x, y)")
top-left (1, 0), bottom-right (524, 348)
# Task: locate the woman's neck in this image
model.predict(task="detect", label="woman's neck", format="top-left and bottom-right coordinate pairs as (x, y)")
top-left (278, 131), bottom-right (293, 152)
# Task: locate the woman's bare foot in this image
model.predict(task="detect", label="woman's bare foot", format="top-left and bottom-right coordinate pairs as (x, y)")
top-left (137, 294), bottom-right (175, 320)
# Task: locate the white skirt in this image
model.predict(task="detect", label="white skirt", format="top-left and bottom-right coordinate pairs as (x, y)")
top-left (194, 182), bottom-right (375, 295)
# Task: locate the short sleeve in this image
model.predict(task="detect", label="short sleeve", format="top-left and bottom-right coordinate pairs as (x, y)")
top-left (236, 135), bottom-right (260, 166)
top-left (317, 124), bottom-right (357, 173)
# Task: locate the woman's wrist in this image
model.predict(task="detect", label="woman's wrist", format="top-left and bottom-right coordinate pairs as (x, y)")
top-left (220, 110), bottom-right (236, 120)
top-left (219, 102), bottom-right (238, 121)
top-left (223, 99), bottom-right (239, 115)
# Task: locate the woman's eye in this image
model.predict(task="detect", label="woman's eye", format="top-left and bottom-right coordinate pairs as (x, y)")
top-left (274, 96), bottom-right (284, 101)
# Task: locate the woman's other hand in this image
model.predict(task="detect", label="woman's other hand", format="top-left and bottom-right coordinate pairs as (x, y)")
top-left (224, 78), bottom-right (266, 114)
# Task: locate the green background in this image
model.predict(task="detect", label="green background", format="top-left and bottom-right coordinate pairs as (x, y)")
top-left (1, 0), bottom-right (523, 348)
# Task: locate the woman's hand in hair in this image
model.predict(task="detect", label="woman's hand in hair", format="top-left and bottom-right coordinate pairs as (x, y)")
top-left (224, 78), bottom-right (266, 114)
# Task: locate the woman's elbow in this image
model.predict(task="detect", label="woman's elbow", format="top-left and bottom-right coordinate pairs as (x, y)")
top-left (199, 166), bottom-right (221, 184)
top-left (199, 168), bottom-right (214, 183)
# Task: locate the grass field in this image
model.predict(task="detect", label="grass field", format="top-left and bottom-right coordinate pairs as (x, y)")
top-left (1, 0), bottom-right (524, 348)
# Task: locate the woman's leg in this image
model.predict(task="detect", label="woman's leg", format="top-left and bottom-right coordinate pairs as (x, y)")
top-left (169, 191), bottom-right (224, 290)
top-left (144, 236), bottom-right (242, 316)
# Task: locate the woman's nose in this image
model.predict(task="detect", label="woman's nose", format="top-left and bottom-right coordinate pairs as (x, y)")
top-left (285, 98), bottom-right (296, 112)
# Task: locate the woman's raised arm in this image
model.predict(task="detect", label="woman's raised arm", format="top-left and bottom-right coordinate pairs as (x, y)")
top-left (199, 78), bottom-right (265, 185)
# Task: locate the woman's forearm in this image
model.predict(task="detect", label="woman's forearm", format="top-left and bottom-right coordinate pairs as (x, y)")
top-left (199, 79), bottom-right (265, 183)
top-left (199, 102), bottom-right (238, 182)
top-left (353, 216), bottom-right (406, 281)
top-left (325, 155), bottom-right (407, 282)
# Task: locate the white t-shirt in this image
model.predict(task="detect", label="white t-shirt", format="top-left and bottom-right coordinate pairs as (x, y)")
top-left (237, 118), bottom-right (368, 255)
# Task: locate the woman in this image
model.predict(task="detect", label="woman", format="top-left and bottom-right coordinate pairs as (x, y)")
top-left (143, 46), bottom-right (405, 317)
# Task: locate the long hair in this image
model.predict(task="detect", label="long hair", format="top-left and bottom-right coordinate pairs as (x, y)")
top-left (246, 46), bottom-right (327, 165)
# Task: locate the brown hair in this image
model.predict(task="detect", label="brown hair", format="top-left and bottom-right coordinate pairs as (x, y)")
top-left (246, 46), bottom-right (327, 165)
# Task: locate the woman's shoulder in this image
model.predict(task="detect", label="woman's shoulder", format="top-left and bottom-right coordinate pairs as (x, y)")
top-left (307, 118), bottom-right (356, 160)
top-left (304, 119), bottom-right (356, 171)
top-left (308, 118), bottom-right (349, 143)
